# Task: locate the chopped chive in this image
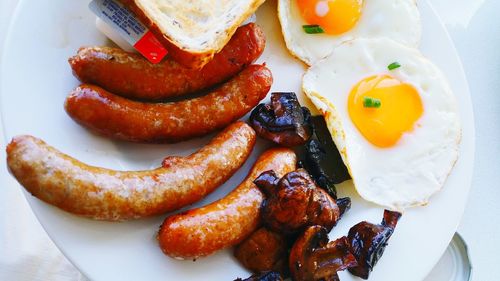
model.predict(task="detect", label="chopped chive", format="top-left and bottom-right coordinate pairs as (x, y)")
top-left (388, 62), bottom-right (401, 70)
top-left (302, 24), bottom-right (325, 34)
top-left (363, 97), bottom-right (381, 108)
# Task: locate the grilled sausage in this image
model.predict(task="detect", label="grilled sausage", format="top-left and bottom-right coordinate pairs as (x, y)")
top-left (69, 23), bottom-right (266, 100)
top-left (158, 148), bottom-right (297, 259)
top-left (65, 64), bottom-right (272, 143)
top-left (6, 122), bottom-right (256, 221)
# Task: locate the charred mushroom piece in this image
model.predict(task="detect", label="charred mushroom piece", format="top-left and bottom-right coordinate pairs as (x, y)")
top-left (348, 210), bottom-right (403, 279)
top-left (234, 271), bottom-right (283, 281)
top-left (336, 197), bottom-right (351, 218)
top-left (289, 226), bottom-right (357, 281)
top-left (303, 116), bottom-right (351, 191)
top-left (234, 228), bottom-right (288, 274)
top-left (254, 169), bottom-right (340, 234)
top-left (250, 92), bottom-right (313, 147)
top-left (303, 140), bottom-right (338, 198)
top-left (253, 171), bottom-right (280, 197)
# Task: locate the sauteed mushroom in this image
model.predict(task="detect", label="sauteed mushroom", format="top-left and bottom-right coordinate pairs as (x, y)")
top-left (250, 92), bottom-right (312, 147)
top-left (289, 226), bottom-right (357, 281)
top-left (303, 116), bottom-right (351, 189)
top-left (336, 197), bottom-right (351, 218)
top-left (303, 140), bottom-right (338, 198)
top-left (234, 271), bottom-right (283, 281)
top-left (347, 210), bottom-right (402, 279)
top-left (254, 169), bottom-right (341, 234)
top-left (234, 228), bottom-right (288, 274)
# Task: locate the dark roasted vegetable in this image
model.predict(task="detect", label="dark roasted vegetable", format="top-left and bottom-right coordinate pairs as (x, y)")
top-left (254, 169), bottom-right (340, 234)
top-left (234, 271), bottom-right (283, 281)
top-left (289, 226), bottom-right (357, 281)
top-left (250, 92), bottom-right (313, 147)
top-left (336, 197), bottom-right (351, 218)
top-left (303, 116), bottom-right (351, 192)
top-left (234, 228), bottom-right (288, 274)
top-left (348, 210), bottom-right (402, 279)
top-left (303, 140), bottom-right (338, 198)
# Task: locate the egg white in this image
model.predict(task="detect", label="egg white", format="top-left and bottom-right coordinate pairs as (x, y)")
top-left (278, 0), bottom-right (421, 65)
top-left (302, 38), bottom-right (461, 211)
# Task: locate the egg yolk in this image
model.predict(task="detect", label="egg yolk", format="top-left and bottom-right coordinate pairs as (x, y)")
top-left (297, 0), bottom-right (363, 35)
top-left (348, 75), bottom-right (423, 147)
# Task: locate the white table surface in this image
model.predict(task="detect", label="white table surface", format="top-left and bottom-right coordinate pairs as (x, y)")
top-left (1, 1), bottom-right (498, 281)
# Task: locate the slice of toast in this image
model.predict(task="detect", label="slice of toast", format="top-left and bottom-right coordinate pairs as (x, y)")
top-left (120, 0), bottom-right (266, 69)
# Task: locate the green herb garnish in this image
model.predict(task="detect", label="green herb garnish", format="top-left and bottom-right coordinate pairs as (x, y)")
top-left (302, 24), bottom-right (325, 34)
top-left (388, 62), bottom-right (401, 70)
top-left (363, 97), bottom-right (381, 108)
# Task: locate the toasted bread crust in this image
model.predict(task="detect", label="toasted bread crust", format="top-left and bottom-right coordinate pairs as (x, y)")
top-left (118, 0), bottom-right (265, 69)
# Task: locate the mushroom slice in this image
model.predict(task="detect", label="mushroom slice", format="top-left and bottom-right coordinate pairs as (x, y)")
top-left (303, 139), bottom-right (338, 198)
top-left (234, 227), bottom-right (288, 274)
top-left (336, 197), bottom-right (351, 218)
top-left (302, 116), bottom-right (352, 199)
top-left (254, 169), bottom-right (340, 234)
top-left (347, 210), bottom-right (403, 279)
top-left (250, 92), bottom-right (313, 147)
top-left (234, 271), bottom-right (283, 281)
top-left (308, 116), bottom-right (351, 184)
top-left (289, 226), bottom-right (357, 281)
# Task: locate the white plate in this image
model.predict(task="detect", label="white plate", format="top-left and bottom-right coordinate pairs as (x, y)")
top-left (0, 0), bottom-right (474, 280)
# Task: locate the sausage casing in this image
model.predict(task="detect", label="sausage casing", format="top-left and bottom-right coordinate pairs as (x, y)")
top-left (65, 64), bottom-right (272, 143)
top-left (6, 122), bottom-right (256, 221)
top-left (158, 148), bottom-right (297, 259)
top-left (69, 23), bottom-right (265, 100)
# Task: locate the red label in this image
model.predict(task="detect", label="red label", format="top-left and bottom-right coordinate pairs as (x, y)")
top-left (133, 31), bottom-right (168, 64)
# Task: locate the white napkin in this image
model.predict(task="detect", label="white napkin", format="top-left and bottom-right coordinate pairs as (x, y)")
top-left (0, 0), bottom-right (486, 281)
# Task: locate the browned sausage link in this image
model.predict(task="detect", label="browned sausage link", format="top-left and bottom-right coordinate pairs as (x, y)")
top-left (64, 64), bottom-right (272, 143)
top-left (69, 23), bottom-right (266, 100)
top-left (6, 122), bottom-right (256, 221)
top-left (158, 148), bottom-right (297, 259)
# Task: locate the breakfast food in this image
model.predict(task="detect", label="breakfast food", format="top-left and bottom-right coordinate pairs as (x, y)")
top-left (119, 0), bottom-right (266, 68)
top-left (336, 197), bottom-right (352, 217)
top-left (158, 148), bottom-right (297, 259)
top-left (303, 38), bottom-right (461, 210)
top-left (302, 116), bottom-right (351, 198)
top-left (6, 122), bottom-right (256, 221)
top-left (251, 108), bottom-right (349, 200)
top-left (278, 0), bottom-right (421, 65)
top-left (250, 92), bottom-right (313, 147)
top-left (234, 169), bottom-right (352, 277)
top-left (69, 23), bottom-right (266, 100)
top-left (236, 271), bottom-right (284, 281)
top-left (234, 227), bottom-right (289, 274)
top-left (254, 169), bottom-right (341, 233)
top-left (289, 226), bottom-right (357, 281)
top-left (65, 64), bottom-right (272, 143)
top-left (348, 210), bottom-right (402, 279)
top-left (4, 0), bottom-right (469, 278)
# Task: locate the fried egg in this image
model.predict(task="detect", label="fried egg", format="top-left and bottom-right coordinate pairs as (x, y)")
top-left (302, 38), bottom-right (461, 211)
top-left (278, 0), bottom-right (421, 65)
